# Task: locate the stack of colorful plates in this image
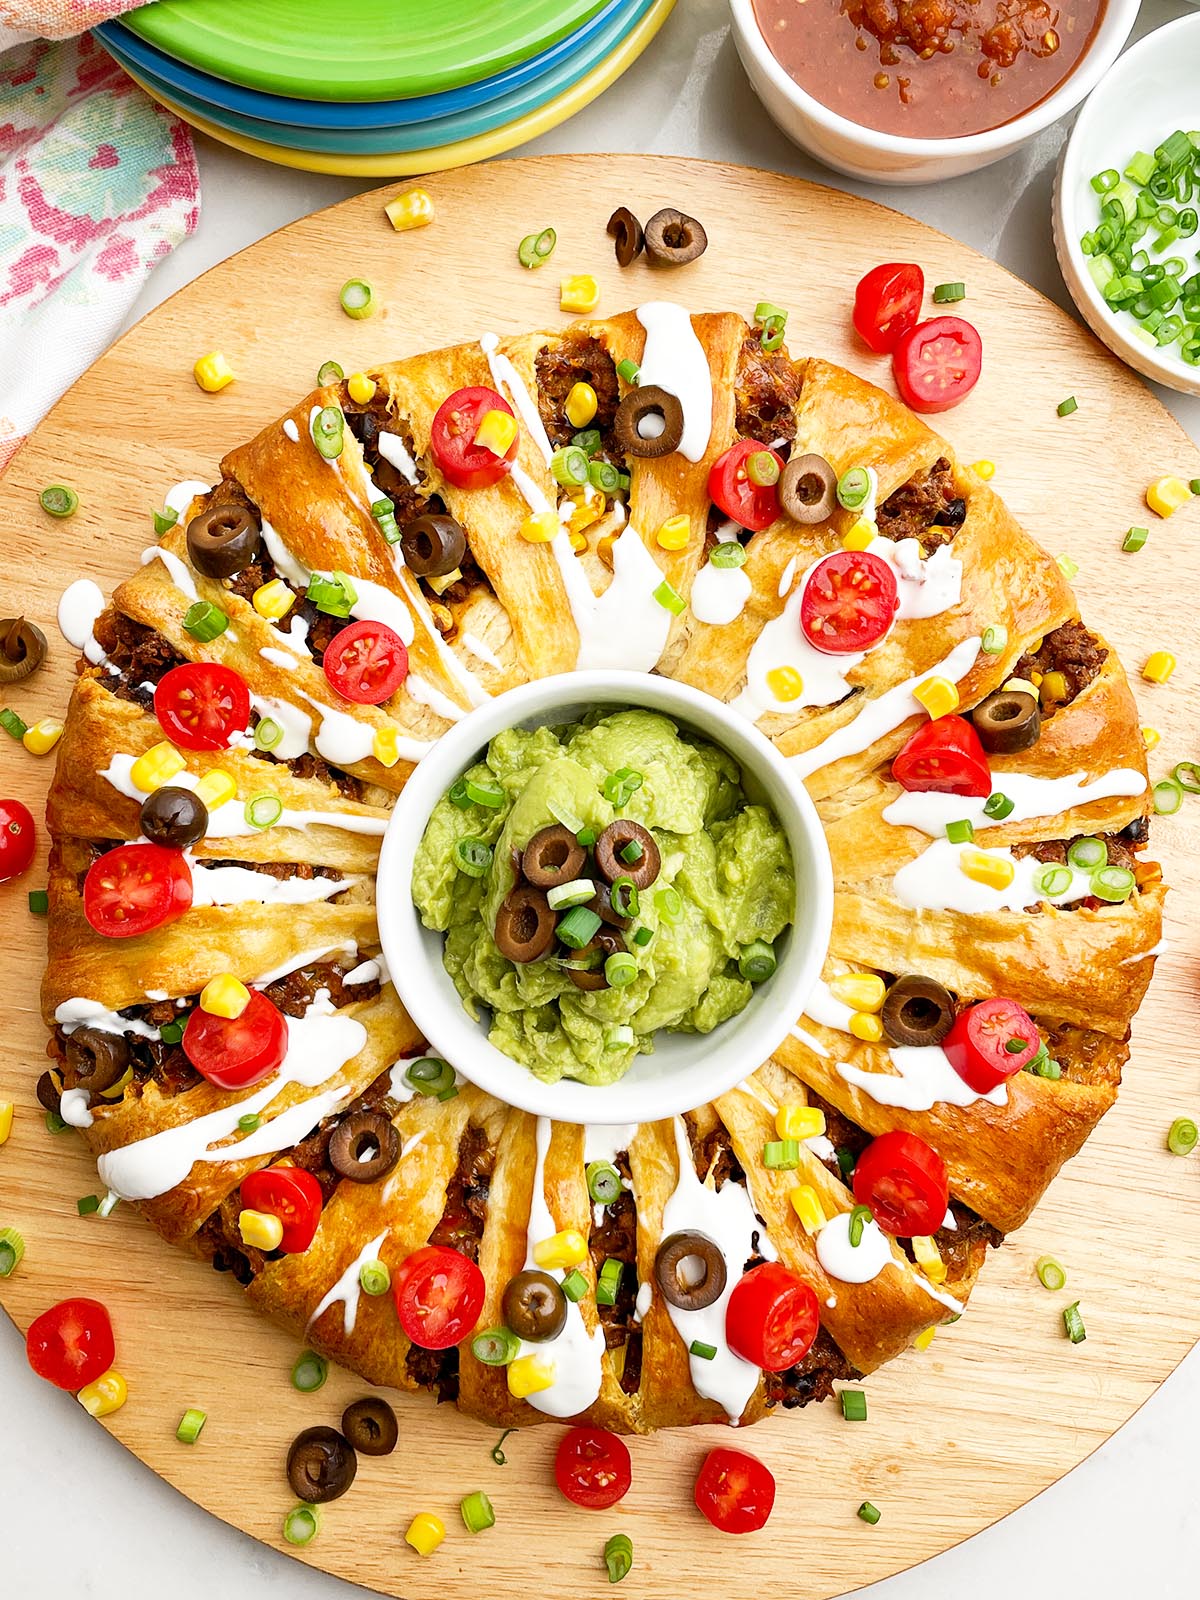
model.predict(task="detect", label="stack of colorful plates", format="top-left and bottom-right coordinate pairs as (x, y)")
top-left (96, 0), bottom-right (675, 177)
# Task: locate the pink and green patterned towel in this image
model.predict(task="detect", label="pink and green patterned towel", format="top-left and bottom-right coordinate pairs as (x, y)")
top-left (1, 1), bottom-right (149, 49)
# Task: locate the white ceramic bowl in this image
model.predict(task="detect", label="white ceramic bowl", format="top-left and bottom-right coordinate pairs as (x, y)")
top-left (729, 0), bottom-right (1141, 185)
top-left (378, 671), bottom-right (833, 1125)
top-left (1053, 13), bottom-right (1200, 399)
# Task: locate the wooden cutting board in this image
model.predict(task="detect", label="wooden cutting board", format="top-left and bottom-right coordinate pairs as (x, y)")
top-left (1, 155), bottom-right (1197, 1600)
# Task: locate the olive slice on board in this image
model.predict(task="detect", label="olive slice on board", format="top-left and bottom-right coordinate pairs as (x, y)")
top-left (341, 1397), bottom-right (398, 1457)
top-left (494, 885), bottom-right (557, 964)
top-left (400, 513), bottom-right (467, 579)
top-left (779, 454), bottom-right (838, 525)
top-left (287, 1426), bottom-right (358, 1503)
top-left (607, 205), bottom-right (644, 267)
top-left (567, 928), bottom-right (626, 991)
top-left (880, 975), bottom-right (956, 1048)
top-left (972, 689), bottom-right (1041, 754)
top-left (594, 821), bottom-right (659, 889)
top-left (37, 1070), bottom-right (62, 1114)
top-left (139, 786), bottom-right (209, 850)
top-left (655, 1230), bottom-right (727, 1311)
top-left (0, 616), bottom-right (47, 683)
top-left (522, 824), bottom-right (586, 888)
top-left (643, 208), bottom-right (708, 267)
top-left (185, 502), bottom-right (262, 579)
top-left (614, 385), bottom-right (684, 459)
top-left (63, 1027), bottom-right (130, 1094)
top-left (502, 1268), bottom-right (568, 1342)
top-left (328, 1110), bottom-right (400, 1183)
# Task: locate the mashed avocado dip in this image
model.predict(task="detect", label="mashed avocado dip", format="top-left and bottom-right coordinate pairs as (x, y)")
top-left (412, 709), bottom-right (795, 1087)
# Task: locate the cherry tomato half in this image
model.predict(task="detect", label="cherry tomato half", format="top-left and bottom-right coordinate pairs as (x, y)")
top-left (799, 550), bottom-right (898, 655)
top-left (241, 1166), bottom-right (323, 1254)
top-left (708, 439), bottom-right (785, 533)
top-left (183, 989), bottom-right (289, 1091)
top-left (554, 1426), bottom-right (632, 1510)
top-left (322, 619), bottom-right (409, 705)
top-left (853, 262), bottom-right (925, 354)
top-left (0, 798), bottom-right (36, 884)
top-left (430, 386), bottom-right (517, 491)
top-left (82, 843), bottom-right (193, 939)
top-left (891, 713), bottom-right (991, 797)
top-left (392, 1244), bottom-right (485, 1350)
top-left (154, 662), bottom-right (251, 751)
top-left (893, 315), bottom-right (983, 414)
top-left (853, 1130), bottom-right (949, 1238)
top-left (943, 997), bottom-right (1040, 1094)
top-left (26, 1297), bottom-right (115, 1391)
top-left (725, 1262), bottom-right (820, 1372)
top-left (694, 1446), bottom-right (776, 1535)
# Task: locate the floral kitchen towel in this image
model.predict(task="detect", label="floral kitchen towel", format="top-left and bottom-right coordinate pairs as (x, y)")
top-left (0, 32), bottom-right (199, 469)
top-left (0, 0), bottom-right (149, 50)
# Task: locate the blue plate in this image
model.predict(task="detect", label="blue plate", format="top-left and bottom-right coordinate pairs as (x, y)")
top-left (95, 0), bottom-right (631, 129)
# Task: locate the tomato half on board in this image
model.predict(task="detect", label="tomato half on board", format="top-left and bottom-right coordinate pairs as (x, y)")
top-left (852, 262), bottom-right (925, 354)
top-left (82, 843), bottom-right (193, 939)
top-left (694, 1447), bottom-right (776, 1535)
top-left (392, 1244), bottom-right (485, 1349)
top-left (893, 315), bottom-right (983, 414)
top-left (707, 439), bottom-right (785, 532)
top-left (554, 1426), bottom-right (632, 1510)
top-left (241, 1166), bottom-right (323, 1254)
top-left (183, 989), bottom-right (289, 1091)
top-left (0, 798), bottom-right (36, 883)
top-left (799, 549), bottom-right (898, 654)
top-left (430, 386), bottom-right (517, 490)
top-left (891, 714), bottom-right (991, 797)
top-left (725, 1262), bottom-right (820, 1371)
top-left (154, 662), bottom-right (250, 751)
top-left (26, 1297), bottom-right (115, 1391)
top-left (853, 1130), bottom-right (949, 1238)
top-left (942, 997), bottom-right (1040, 1093)
top-left (322, 619), bottom-right (409, 704)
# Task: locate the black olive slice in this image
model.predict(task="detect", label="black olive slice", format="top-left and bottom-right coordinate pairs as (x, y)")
top-left (607, 205), bottom-right (644, 267)
top-left (37, 1069), bottom-right (63, 1114)
top-left (329, 1110), bottom-right (400, 1182)
top-left (654, 1230), bottom-right (727, 1311)
top-left (880, 975), bottom-right (956, 1048)
top-left (185, 502), bottom-right (262, 580)
top-left (522, 824), bottom-right (586, 888)
top-left (400, 513), bottom-right (467, 579)
top-left (613, 385), bottom-right (684, 459)
top-left (286, 1426), bottom-right (358, 1503)
top-left (139, 786), bottom-right (209, 850)
top-left (594, 821), bottom-right (659, 889)
top-left (588, 879), bottom-right (632, 932)
top-left (341, 1397), bottom-right (398, 1456)
top-left (501, 1268), bottom-right (568, 1342)
top-left (643, 208), bottom-right (708, 268)
top-left (0, 616), bottom-right (47, 683)
top-left (494, 885), bottom-right (557, 964)
top-left (779, 454), bottom-right (838, 525)
top-left (972, 689), bottom-right (1041, 754)
top-left (567, 928), bottom-right (626, 991)
top-left (933, 495), bottom-right (967, 528)
top-left (63, 1027), bottom-right (130, 1094)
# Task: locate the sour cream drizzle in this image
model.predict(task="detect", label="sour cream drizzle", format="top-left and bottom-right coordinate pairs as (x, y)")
top-left (164, 480), bottom-right (212, 520)
top-left (815, 1210), bottom-right (895, 1283)
top-left (308, 1230), bottom-right (389, 1337)
top-left (140, 544), bottom-right (198, 602)
top-left (55, 998), bottom-right (161, 1039)
top-left (57, 578), bottom-right (108, 665)
top-left (892, 839), bottom-right (1098, 915)
top-left (283, 419), bottom-right (300, 443)
top-left (480, 333), bottom-right (554, 463)
top-left (635, 303), bottom-right (713, 462)
top-left (553, 524), bottom-right (673, 673)
top-left (188, 861), bottom-right (350, 908)
top-left (882, 768), bottom-right (1148, 837)
top-left (377, 430), bottom-right (420, 485)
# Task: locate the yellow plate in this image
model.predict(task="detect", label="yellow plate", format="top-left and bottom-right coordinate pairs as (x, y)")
top-left (118, 0), bottom-right (675, 176)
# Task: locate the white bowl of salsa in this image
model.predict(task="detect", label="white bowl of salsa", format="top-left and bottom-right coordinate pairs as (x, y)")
top-left (729, 0), bottom-right (1141, 184)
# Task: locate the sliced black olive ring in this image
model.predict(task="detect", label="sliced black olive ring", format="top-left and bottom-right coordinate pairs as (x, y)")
top-left (643, 207), bottom-right (708, 268)
top-left (286, 1426), bottom-right (358, 1503)
top-left (0, 616), bottom-right (47, 684)
top-left (613, 385), bottom-right (684, 459)
top-left (328, 1110), bottom-right (400, 1183)
top-left (567, 928), bottom-right (627, 991)
top-left (779, 454), bottom-right (838, 525)
top-left (341, 1397), bottom-right (398, 1456)
top-left (589, 879), bottom-right (633, 931)
top-left (63, 1027), bottom-right (130, 1094)
top-left (594, 820), bottom-right (659, 889)
top-left (655, 1230), bottom-right (727, 1311)
top-left (880, 975), bottom-right (956, 1048)
top-left (36, 1070), bottom-right (62, 1114)
top-left (522, 823), bottom-right (586, 888)
top-left (139, 786), bottom-right (209, 850)
top-left (972, 689), bottom-right (1041, 754)
top-left (185, 501), bottom-right (262, 579)
top-left (400, 513), bottom-right (467, 579)
top-left (494, 885), bottom-right (557, 964)
top-left (502, 1268), bottom-right (567, 1342)
top-left (607, 205), bottom-right (645, 267)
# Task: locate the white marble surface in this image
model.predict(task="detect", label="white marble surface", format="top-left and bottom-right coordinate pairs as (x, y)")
top-left (4, 1), bottom-right (1197, 1595)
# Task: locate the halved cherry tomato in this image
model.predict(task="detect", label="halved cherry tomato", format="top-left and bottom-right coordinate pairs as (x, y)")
top-left (26, 1297), bottom-right (115, 1391)
top-left (392, 1244), bottom-right (485, 1349)
top-left (725, 1262), bottom-right (820, 1371)
top-left (799, 550), bottom-right (898, 655)
top-left (183, 989), bottom-right (288, 1091)
top-left (708, 439), bottom-right (785, 533)
top-left (554, 1426), bottom-right (632, 1510)
top-left (694, 1446), bottom-right (776, 1535)
top-left (322, 619), bottom-right (409, 705)
top-left (853, 1130), bottom-right (949, 1237)
top-left (82, 843), bottom-right (193, 939)
top-left (891, 714), bottom-right (991, 797)
top-left (893, 315), bottom-right (983, 414)
top-left (241, 1165), bottom-right (323, 1254)
top-left (0, 798), bottom-right (36, 883)
top-left (154, 662), bottom-right (250, 751)
top-left (430, 386), bottom-right (517, 490)
top-left (943, 997), bottom-right (1040, 1094)
top-left (853, 262), bottom-right (925, 354)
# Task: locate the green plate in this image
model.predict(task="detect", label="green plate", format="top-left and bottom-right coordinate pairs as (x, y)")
top-left (121, 0), bottom-right (611, 101)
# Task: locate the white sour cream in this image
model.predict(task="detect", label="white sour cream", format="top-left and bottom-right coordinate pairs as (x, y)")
top-left (815, 1210), bottom-right (895, 1284)
top-left (307, 1229), bottom-right (389, 1337)
top-left (189, 862), bottom-right (349, 908)
top-left (882, 768), bottom-right (1148, 837)
top-left (140, 545), bottom-right (198, 602)
top-left (551, 525), bottom-right (672, 673)
top-left (54, 998), bottom-right (161, 1040)
top-left (838, 1042), bottom-right (1007, 1112)
top-left (480, 333), bottom-right (554, 464)
top-left (892, 839), bottom-right (1097, 915)
top-left (690, 558), bottom-right (752, 626)
top-left (59, 1088), bottom-right (94, 1128)
top-left (57, 578), bottom-right (108, 665)
top-left (377, 430), bottom-right (420, 485)
top-left (635, 303), bottom-right (713, 463)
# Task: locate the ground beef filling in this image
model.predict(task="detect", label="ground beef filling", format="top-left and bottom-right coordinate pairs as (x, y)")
top-left (92, 611), bottom-right (187, 707)
top-left (1015, 619), bottom-right (1107, 708)
top-left (764, 1326), bottom-right (858, 1409)
top-left (735, 334), bottom-right (802, 446)
top-left (536, 333), bottom-right (620, 453)
top-left (1011, 829), bottom-right (1150, 911)
top-left (1039, 1019), bottom-right (1126, 1090)
top-left (876, 456), bottom-right (965, 552)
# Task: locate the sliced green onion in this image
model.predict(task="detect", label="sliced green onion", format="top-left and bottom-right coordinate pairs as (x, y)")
top-left (1172, 761), bottom-right (1200, 794)
top-left (654, 885), bottom-right (682, 925)
top-left (945, 819), bottom-right (974, 845)
top-left (305, 573), bottom-right (354, 620)
top-left (152, 506), bottom-right (179, 537)
top-left (1191, 480), bottom-right (1200, 496)
top-left (448, 777), bottom-right (472, 809)
top-left (619, 839), bottom-right (644, 865)
top-left (576, 825), bottom-right (598, 848)
top-left (632, 925), bottom-right (653, 948)
top-left (437, 1085), bottom-right (459, 1102)
top-left (27, 889), bottom-right (49, 916)
top-left (983, 791), bottom-right (1014, 821)
top-left (561, 1268), bottom-right (588, 1303)
top-left (1167, 1117), bottom-right (1198, 1156)
top-left (238, 1112), bottom-right (261, 1132)
top-left (547, 797), bottom-right (584, 834)
top-left (39, 484), bottom-right (78, 518)
top-left (689, 1339), bottom-right (717, 1361)
top-left (840, 1389), bottom-right (868, 1421)
top-left (460, 1490), bottom-right (496, 1534)
top-left (603, 766), bottom-right (643, 807)
top-left (848, 1204), bottom-right (872, 1248)
top-left (463, 776), bottom-right (505, 809)
top-left (1125, 150), bottom-right (1155, 185)
top-left (1067, 836), bottom-right (1106, 870)
top-left (1029, 1054), bottom-right (1062, 1080)
top-left (738, 939), bottom-right (777, 983)
top-left (1033, 863), bottom-right (1074, 898)
top-left (1035, 1256), bottom-right (1066, 1291)
top-left (596, 1258), bottom-right (623, 1307)
top-left (605, 952), bottom-right (638, 988)
top-left (1062, 1301), bottom-right (1086, 1344)
top-left (653, 578), bottom-right (686, 616)
top-left (0, 1227), bottom-right (25, 1278)
top-left (604, 1024), bottom-right (635, 1051)
top-left (245, 793), bottom-right (282, 831)
top-left (932, 281), bottom-right (965, 303)
top-left (609, 877), bottom-right (639, 919)
top-left (1056, 396), bottom-right (1079, 417)
top-left (160, 1019), bottom-right (185, 1046)
top-left (1090, 864), bottom-right (1135, 903)
top-left (405, 1056), bottom-right (456, 1096)
top-left (858, 1501), bottom-right (882, 1525)
top-left (0, 707), bottom-right (26, 740)
top-left (283, 1505), bottom-right (321, 1546)
top-left (587, 1161), bottom-right (622, 1205)
top-left (836, 1146), bottom-right (855, 1179)
top-left (548, 877), bottom-right (596, 910)
top-left (552, 445), bottom-right (590, 488)
top-left (517, 228), bottom-right (556, 269)
top-left (572, 428), bottom-right (602, 457)
top-left (339, 278), bottom-right (375, 319)
top-left (747, 450), bottom-right (780, 488)
top-left (604, 1533), bottom-right (633, 1585)
top-left (1153, 778), bottom-right (1184, 815)
top-left (1055, 554), bottom-right (1079, 580)
top-left (836, 467), bottom-right (872, 510)
top-left (491, 1428), bottom-right (516, 1466)
top-left (77, 1194), bottom-right (100, 1216)
top-left (290, 1350), bottom-right (328, 1393)
top-left (1122, 525), bottom-right (1149, 552)
top-left (454, 836), bottom-right (493, 878)
top-left (616, 357), bottom-right (640, 384)
top-left (709, 540), bottom-right (748, 570)
top-left (763, 1138), bottom-right (801, 1170)
top-left (317, 359), bottom-right (344, 386)
top-left (1092, 170), bottom-right (1119, 193)
top-left (557, 906), bottom-right (602, 950)
top-left (183, 600), bottom-right (229, 642)
top-left (359, 1259), bottom-right (391, 1297)
top-left (176, 1407), bottom-right (207, 1444)
top-left (253, 717), bottom-right (284, 753)
top-left (1004, 1035), bottom-right (1028, 1054)
top-left (588, 457), bottom-right (621, 495)
top-left (97, 1191), bottom-right (121, 1218)
top-left (473, 1327), bottom-right (521, 1366)
top-left (311, 404), bottom-right (346, 459)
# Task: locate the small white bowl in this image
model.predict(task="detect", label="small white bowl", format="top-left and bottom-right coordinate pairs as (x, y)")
top-left (1053, 13), bottom-right (1200, 399)
top-left (729, 0), bottom-right (1141, 185)
top-left (378, 671), bottom-right (833, 1125)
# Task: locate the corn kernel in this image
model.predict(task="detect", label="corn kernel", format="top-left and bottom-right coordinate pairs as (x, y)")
top-left (22, 718), bottom-right (63, 756)
top-left (519, 511), bottom-right (559, 543)
top-left (565, 381), bottom-right (598, 429)
top-left (913, 1326), bottom-right (937, 1352)
top-left (776, 1103), bottom-right (827, 1141)
top-left (194, 767), bottom-right (236, 809)
top-left (238, 1209), bottom-right (284, 1251)
top-left (788, 1184), bottom-right (826, 1235)
top-left (564, 490), bottom-right (604, 538)
top-left (347, 372), bottom-right (377, 405)
top-left (1146, 475), bottom-right (1193, 518)
top-left (474, 408), bottom-right (517, 457)
top-left (912, 1235), bottom-right (947, 1283)
top-left (130, 740), bottom-right (185, 793)
top-left (842, 519), bottom-right (876, 551)
top-left (0, 1101), bottom-right (12, 1145)
top-left (193, 352), bottom-right (235, 393)
top-left (1143, 651), bottom-right (1176, 685)
top-left (507, 1353), bottom-right (557, 1399)
top-left (1141, 725), bottom-right (1161, 750)
top-left (959, 847), bottom-right (1016, 890)
top-left (569, 530), bottom-right (588, 554)
top-left (385, 188), bottom-right (434, 232)
top-left (532, 1228), bottom-right (588, 1271)
top-left (99, 1066), bottom-right (132, 1102)
top-left (199, 973), bottom-right (250, 1019)
top-left (1029, 670), bottom-right (1044, 687)
top-left (848, 1011), bottom-right (884, 1043)
top-left (1040, 669), bottom-right (1068, 704)
top-left (829, 972), bottom-right (886, 1013)
top-left (252, 578), bottom-right (294, 620)
top-left (597, 530), bottom-right (619, 569)
top-left (1003, 676), bottom-right (1038, 700)
top-left (656, 514), bottom-right (691, 551)
top-left (404, 1512), bottom-right (446, 1556)
top-left (971, 459), bottom-right (995, 480)
top-left (766, 665), bottom-right (804, 702)
top-left (78, 1369), bottom-right (127, 1418)
top-left (560, 274), bottom-right (600, 314)
top-left (373, 727), bottom-right (401, 768)
top-left (914, 676), bottom-right (959, 719)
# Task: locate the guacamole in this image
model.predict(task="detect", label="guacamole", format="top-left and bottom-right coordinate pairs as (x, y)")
top-left (412, 709), bottom-right (795, 1087)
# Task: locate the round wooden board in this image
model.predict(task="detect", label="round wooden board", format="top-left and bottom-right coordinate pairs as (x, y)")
top-left (1, 154), bottom-right (1198, 1599)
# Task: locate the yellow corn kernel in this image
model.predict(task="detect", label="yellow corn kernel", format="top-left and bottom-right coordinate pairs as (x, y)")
top-left (199, 973), bottom-right (250, 1019)
top-left (959, 847), bottom-right (1016, 890)
top-left (766, 665), bottom-right (804, 702)
top-left (1029, 670), bottom-right (1044, 687)
top-left (842, 519), bottom-right (876, 551)
top-left (565, 381), bottom-right (598, 429)
top-left (193, 767), bottom-right (236, 809)
top-left (971, 459), bottom-right (995, 480)
top-left (912, 1234), bottom-right (947, 1283)
top-left (1146, 475), bottom-right (1192, 518)
top-left (569, 530), bottom-right (588, 554)
top-left (1141, 725), bottom-right (1161, 750)
top-left (1040, 669), bottom-right (1068, 704)
top-left (776, 1103), bottom-right (827, 1141)
top-left (914, 676), bottom-right (959, 719)
top-left (99, 1066), bottom-right (132, 1102)
top-left (519, 511), bottom-right (559, 543)
top-left (78, 1369), bottom-right (127, 1418)
top-left (373, 727), bottom-right (401, 768)
top-left (788, 1184), bottom-right (826, 1235)
top-left (1143, 651), bottom-right (1176, 685)
top-left (130, 740), bottom-right (185, 794)
top-left (0, 1101), bottom-right (12, 1145)
top-left (1003, 676), bottom-right (1038, 700)
top-left (347, 372), bottom-right (377, 405)
top-left (385, 188), bottom-right (434, 232)
top-left (474, 408), bottom-right (517, 457)
top-left (913, 1326), bottom-right (937, 1352)
top-left (22, 717), bottom-right (63, 756)
top-left (238, 1209), bottom-right (284, 1251)
top-left (829, 972), bottom-right (886, 1014)
top-left (193, 351), bottom-right (235, 393)
top-left (252, 578), bottom-right (294, 620)
top-left (564, 490), bottom-right (604, 537)
top-left (507, 1353), bottom-right (557, 1399)
top-left (597, 530), bottom-right (619, 570)
top-left (532, 1228), bottom-right (588, 1271)
top-left (404, 1512), bottom-right (445, 1556)
top-left (848, 1011), bottom-right (884, 1043)
top-left (560, 274), bottom-right (600, 314)
top-left (656, 514), bottom-right (691, 551)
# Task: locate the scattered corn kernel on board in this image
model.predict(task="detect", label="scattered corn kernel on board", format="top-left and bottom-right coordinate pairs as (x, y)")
top-left (1, 155), bottom-right (1198, 1599)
